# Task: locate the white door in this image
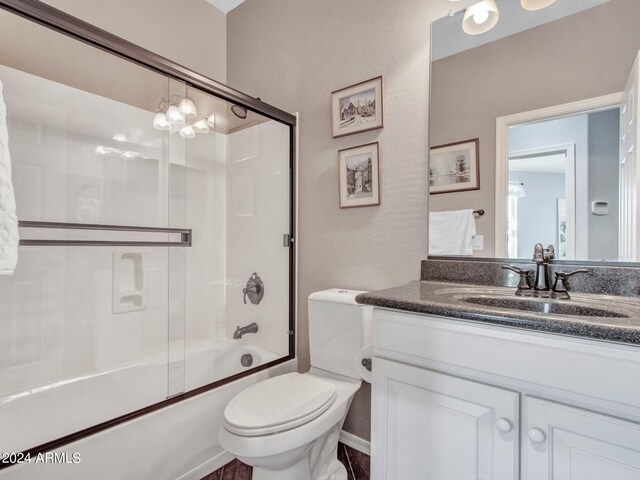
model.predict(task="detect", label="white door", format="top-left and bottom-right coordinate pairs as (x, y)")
top-left (524, 397), bottom-right (640, 480)
top-left (619, 50), bottom-right (640, 261)
top-left (371, 358), bottom-right (519, 480)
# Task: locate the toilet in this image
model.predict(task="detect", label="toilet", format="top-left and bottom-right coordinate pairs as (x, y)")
top-left (219, 289), bottom-right (372, 480)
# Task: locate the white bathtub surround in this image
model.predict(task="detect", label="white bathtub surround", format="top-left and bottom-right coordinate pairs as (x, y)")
top-left (0, 80), bottom-right (19, 275)
top-left (0, 360), bottom-right (296, 480)
top-left (428, 209), bottom-right (476, 256)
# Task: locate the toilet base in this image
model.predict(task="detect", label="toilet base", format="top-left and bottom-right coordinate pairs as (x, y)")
top-left (252, 458), bottom-right (347, 480)
top-left (242, 425), bottom-right (347, 480)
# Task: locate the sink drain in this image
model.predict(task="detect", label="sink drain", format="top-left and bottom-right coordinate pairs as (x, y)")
top-left (241, 353), bottom-right (254, 367)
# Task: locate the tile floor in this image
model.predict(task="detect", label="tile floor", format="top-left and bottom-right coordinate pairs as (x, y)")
top-left (201, 442), bottom-right (370, 480)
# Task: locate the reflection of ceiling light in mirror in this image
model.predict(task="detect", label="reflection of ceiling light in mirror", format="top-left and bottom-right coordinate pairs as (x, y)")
top-left (95, 146), bottom-right (148, 160)
top-left (166, 105), bottom-right (184, 125)
top-left (193, 119), bottom-right (210, 134)
top-left (112, 133), bottom-right (128, 142)
top-left (520, 0), bottom-right (556, 11)
top-left (206, 114), bottom-right (216, 128)
top-left (95, 146), bottom-right (116, 156)
top-left (178, 125), bottom-right (196, 139)
top-left (463, 0), bottom-right (499, 35)
top-left (473, 8), bottom-right (489, 24)
top-left (153, 111), bottom-right (171, 131)
top-left (179, 97), bottom-right (198, 118)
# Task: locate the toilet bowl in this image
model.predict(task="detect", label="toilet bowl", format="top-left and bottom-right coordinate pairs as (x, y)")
top-left (219, 289), bottom-right (372, 480)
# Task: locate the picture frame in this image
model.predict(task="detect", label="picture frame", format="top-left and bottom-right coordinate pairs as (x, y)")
top-left (429, 138), bottom-right (480, 194)
top-left (338, 142), bottom-right (380, 208)
top-left (331, 76), bottom-right (383, 138)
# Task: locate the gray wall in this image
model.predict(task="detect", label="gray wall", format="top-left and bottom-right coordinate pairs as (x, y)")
top-left (41, 0), bottom-right (227, 83)
top-left (228, 0), bottom-right (452, 441)
top-left (430, 0), bottom-right (640, 256)
top-left (588, 109), bottom-right (620, 260)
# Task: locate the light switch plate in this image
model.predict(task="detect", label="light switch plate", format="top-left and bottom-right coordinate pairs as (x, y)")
top-left (472, 235), bottom-right (484, 251)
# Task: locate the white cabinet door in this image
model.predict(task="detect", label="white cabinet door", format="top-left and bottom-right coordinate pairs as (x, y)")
top-left (524, 397), bottom-right (640, 480)
top-left (372, 358), bottom-right (519, 480)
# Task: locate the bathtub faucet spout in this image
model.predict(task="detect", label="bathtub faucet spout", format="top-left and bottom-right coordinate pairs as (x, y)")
top-left (233, 322), bottom-right (259, 339)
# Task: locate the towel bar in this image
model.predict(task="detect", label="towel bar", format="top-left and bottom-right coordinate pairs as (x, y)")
top-left (18, 221), bottom-right (192, 247)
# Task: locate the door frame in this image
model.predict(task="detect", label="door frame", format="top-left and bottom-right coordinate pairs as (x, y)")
top-left (495, 93), bottom-right (623, 257)
top-left (508, 143), bottom-right (576, 259)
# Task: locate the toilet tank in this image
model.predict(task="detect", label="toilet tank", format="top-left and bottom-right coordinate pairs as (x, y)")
top-left (308, 289), bottom-right (373, 379)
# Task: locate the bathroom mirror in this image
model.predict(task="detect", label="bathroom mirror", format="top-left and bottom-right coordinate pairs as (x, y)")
top-left (429, 0), bottom-right (640, 262)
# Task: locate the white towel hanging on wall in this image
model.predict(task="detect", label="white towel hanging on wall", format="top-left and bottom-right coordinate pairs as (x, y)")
top-left (429, 209), bottom-right (476, 256)
top-left (0, 80), bottom-right (19, 275)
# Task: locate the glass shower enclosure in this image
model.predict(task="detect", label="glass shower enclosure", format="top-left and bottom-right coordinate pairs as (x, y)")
top-left (0, 0), bottom-right (295, 460)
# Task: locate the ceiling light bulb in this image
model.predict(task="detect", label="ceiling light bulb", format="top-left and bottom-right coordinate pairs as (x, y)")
top-left (112, 133), bottom-right (128, 142)
top-left (520, 0), bottom-right (556, 11)
top-left (462, 0), bottom-right (499, 35)
top-left (206, 114), bottom-right (216, 128)
top-left (178, 125), bottom-right (196, 139)
top-left (166, 105), bottom-right (185, 125)
top-left (473, 8), bottom-right (490, 24)
top-left (153, 111), bottom-right (171, 131)
top-left (178, 97), bottom-right (198, 119)
top-left (193, 119), bottom-right (210, 134)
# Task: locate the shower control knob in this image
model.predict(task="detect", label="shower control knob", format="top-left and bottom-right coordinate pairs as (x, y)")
top-left (243, 272), bottom-right (264, 305)
top-left (495, 418), bottom-right (513, 433)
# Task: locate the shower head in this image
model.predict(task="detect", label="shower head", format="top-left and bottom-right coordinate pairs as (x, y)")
top-left (231, 104), bottom-right (248, 119)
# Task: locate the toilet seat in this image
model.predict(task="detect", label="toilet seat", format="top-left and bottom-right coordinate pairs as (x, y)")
top-left (223, 372), bottom-right (337, 437)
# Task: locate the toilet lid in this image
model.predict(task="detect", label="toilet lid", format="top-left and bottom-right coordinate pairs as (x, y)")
top-left (223, 373), bottom-right (337, 436)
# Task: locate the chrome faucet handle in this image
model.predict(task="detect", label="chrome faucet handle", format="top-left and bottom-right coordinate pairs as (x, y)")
top-left (502, 265), bottom-right (533, 296)
top-left (544, 245), bottom-right (555, 261)
top-left (551, 269), bottom-right (589, 300)
top-left (533, 243), bottom-right (545, 262)
top-left (533, 243), bottom-right (555, 263)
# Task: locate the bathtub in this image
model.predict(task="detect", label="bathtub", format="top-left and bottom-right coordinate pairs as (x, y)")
top-left (0, 340), bottom-right (292, 480)
top-left (185, 341), bottom-right (279, 391)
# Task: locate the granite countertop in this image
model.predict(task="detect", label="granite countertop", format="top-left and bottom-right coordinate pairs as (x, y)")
top-left (356, 280), bottom-right (640, 345)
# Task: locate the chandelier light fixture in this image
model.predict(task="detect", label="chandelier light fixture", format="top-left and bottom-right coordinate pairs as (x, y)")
top-left (152, 97), bottom-right (219, 139)
top-left (178, 97), bottom-right (198, 118)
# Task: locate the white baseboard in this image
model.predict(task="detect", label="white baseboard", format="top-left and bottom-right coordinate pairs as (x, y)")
top-left (177, 450), bottom-right (235, 480)
top-left (339, 430), bottom-right (371, 456)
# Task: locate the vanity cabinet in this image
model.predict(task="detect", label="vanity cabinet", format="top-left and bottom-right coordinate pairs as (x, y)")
top-left (371, 309), bottom-right (640, 480)
top-left (524, 397), bottom-right (640, 479)
top-left (373, 358), bottom-right (519, 479)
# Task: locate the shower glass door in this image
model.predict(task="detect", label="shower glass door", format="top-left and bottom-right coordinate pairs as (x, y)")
top-left (0, 4), bottom-right (294, 458)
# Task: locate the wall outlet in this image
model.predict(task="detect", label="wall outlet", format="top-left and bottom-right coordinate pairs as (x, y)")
top-left (472, 235), bottom-right (484, 251)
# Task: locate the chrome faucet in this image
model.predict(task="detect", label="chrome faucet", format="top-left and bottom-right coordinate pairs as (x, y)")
top-left (550, 269), bottom-right (589, 300)
top-left (233, 322), bottom-right (259, 339)
top-left (532, 243), bottom-right (555, 297)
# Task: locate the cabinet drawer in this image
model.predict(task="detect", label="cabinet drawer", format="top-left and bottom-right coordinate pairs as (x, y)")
top-left (372, 358), bottom-right (519, 480)
top-left (374, 309), bottom-right (640, 419)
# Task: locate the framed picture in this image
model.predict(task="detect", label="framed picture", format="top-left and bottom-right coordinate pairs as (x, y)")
top-left (429, 138), bottom-right (480, 194)
top-left (338, 142), bottom-right (380, 208)
top-left (331, 76), bottom-right (383, 138)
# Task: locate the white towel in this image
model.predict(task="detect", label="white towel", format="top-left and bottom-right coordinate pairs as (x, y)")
top-left (0, 80), bottom-right (19, 275)
top-left (429, 209), bottom-right (476, 256)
